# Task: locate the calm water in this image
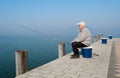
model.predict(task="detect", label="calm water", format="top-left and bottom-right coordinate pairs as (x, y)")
top-left (0, 35), bottom-right (72, 78)
top-left (1, 34), bottom-right (116, 78)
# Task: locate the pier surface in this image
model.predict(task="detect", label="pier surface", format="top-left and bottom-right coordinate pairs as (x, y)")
top-left (15, 38), bottom-right (120, 78)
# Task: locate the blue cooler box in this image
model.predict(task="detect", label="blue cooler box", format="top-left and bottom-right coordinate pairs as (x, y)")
top-left (82, 47), bottom-right (92, 58)
top-left (102, 38), bottom-right (107, 44)
top-left (108, 35), bottom-right (112, 39)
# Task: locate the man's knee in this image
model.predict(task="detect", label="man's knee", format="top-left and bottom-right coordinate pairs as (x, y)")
top-left (71, 42), bottom-right (77, 46)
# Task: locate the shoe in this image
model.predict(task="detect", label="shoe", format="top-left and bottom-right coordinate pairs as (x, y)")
top-left (71, 55), bottom-right (79, 59)
top-left (71, 53), bottom-right (81, 56)
top-left (71, 54), bottom-right (75, 57)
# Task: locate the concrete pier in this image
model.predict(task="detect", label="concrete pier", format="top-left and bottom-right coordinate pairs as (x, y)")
top-left (108, 39), bottom-right (120, 78)
top-left (15, 38), bottom-right (120, 78)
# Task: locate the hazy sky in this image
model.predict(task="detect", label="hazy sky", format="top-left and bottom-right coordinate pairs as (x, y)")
top-left (0, 0), bottom-right (120, 37)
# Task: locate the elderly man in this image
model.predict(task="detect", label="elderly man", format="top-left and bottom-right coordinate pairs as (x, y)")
top-left (71, 21), bottom-right (92, 58)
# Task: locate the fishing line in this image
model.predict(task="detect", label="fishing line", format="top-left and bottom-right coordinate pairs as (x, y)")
top-left (16, 24), bottom-right (69, 44)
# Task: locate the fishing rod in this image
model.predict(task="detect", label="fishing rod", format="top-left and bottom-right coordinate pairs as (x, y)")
top-left (16, 24), bottom-right (100, 45)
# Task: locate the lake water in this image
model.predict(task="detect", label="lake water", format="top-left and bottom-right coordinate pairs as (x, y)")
top-left (0, 35), bottom-right (72, 78)
top-left (1, 34), bottom-right (116, 78)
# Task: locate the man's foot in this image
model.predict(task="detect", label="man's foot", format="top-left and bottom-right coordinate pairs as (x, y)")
top-left (71, 55), bottom-right (79, 59)
top-left (71, 54), bottom-right (75, 57)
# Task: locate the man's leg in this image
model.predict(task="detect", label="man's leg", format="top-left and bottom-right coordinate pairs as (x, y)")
top-left (71, 42), bottom-right (79, 56)
top-left (71, 42), bottom-right (87, 57)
